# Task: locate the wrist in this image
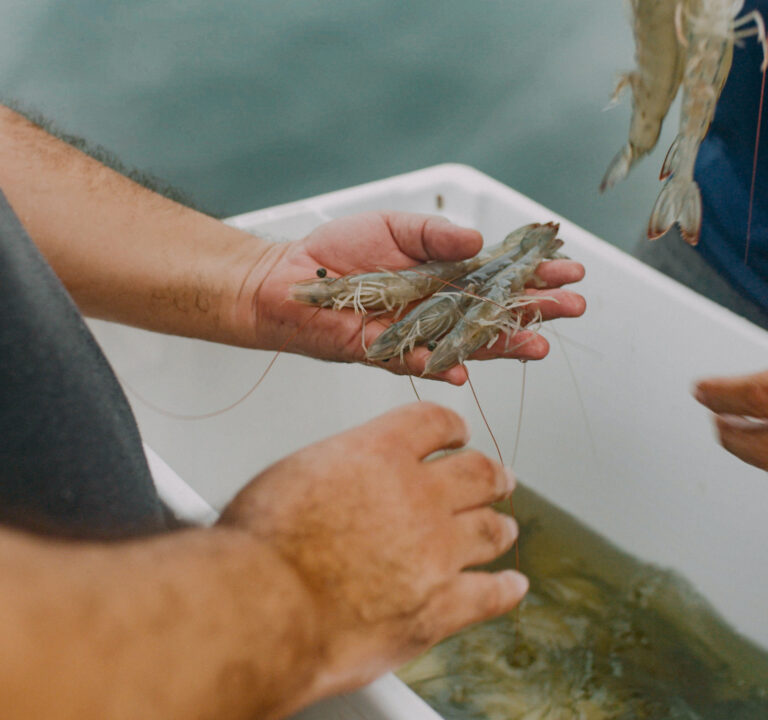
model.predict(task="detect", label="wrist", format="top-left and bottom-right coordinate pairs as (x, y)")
top-left (204, 525), bottom-right (329, 718)
top-left (225, 240), bottom-right (291, 350)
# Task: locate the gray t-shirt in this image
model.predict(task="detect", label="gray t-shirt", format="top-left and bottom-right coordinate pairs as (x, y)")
top-left (0, 190), bottom-right (166, 539)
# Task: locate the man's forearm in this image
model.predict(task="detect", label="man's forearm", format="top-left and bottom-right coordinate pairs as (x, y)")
top-left (0, 526), bottom-right (324, 720)
top-left (0, 105), bottom-right (272, 345)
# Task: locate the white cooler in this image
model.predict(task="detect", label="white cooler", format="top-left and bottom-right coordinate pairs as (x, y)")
top-left (90, 164), bottom-right (768, 719)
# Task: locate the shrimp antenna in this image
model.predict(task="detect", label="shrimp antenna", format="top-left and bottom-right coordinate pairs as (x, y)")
top-left (511, 361), bottom-right (527, 468)
top-left (466, 367), bottom-right (519, 572)
top-left (746, 60), bottom-right (767, 264)
top-left (550, 324), bottom-right (599, 462)
top-left (122, 309), bottom-right (321, 421)
top-left (406, 362), bottom-right (422, 402)
top-left (466, 367), bottom-right (503, 466)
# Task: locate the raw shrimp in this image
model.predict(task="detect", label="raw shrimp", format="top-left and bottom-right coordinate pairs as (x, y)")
top-left (365, 223), bottom-right (551, 362)
top-left (424, 225), bottom-right (563, 376)
top-left (648, 0), bottom-right (768, 244)
top-left (600, 0), bottom-right (686, 191)
top-left (290, 225), bottom-right (535, 316)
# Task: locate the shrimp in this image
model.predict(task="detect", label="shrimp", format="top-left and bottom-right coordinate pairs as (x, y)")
top-left (364, 223), bottom-right (553, 362)
top-left (424, 225), bottom-right (563, 377)
top-left (600, 0), bottom-right (687, 191)
top-left (648, 0), bottom-right (768, 244)
top-left (291, 225), bottom-right (538, 316)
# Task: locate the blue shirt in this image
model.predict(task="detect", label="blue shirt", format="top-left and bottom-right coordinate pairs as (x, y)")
top-left (695, 0), bottom-right (768, 313)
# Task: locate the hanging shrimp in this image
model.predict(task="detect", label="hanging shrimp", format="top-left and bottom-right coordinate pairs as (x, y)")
top-left (648, 0), bottom-right (768, 244)
top-left (600, 0), bottom-right (687, 191)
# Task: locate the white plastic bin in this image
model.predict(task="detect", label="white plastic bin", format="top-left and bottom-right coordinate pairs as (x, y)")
top-left (91, 164), bottom-right (768, 719)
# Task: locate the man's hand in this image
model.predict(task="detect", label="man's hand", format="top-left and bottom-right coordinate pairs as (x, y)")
top-left (694, 369), bottom-right (768, 470)
top-left (0, 109), bottom-right (584, 380)
top-left (219, 401), bottom-right (527, 697)
top-left (238, 211), bottom-right (586, 384)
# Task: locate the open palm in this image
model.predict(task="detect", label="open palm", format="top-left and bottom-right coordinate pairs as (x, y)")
top-left (250, 211), bottom-right (586, 384)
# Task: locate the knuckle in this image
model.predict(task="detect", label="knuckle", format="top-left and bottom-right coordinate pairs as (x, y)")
top-left (477, 512), bottom-right (506, 549)
top-left (474, 453), bottom-right (501, 487)
top-left (420, 402), bottom-right (466, 439)
top-left (408, 615), bottom-right (438, 650)
top-left (457, 451), bottom-right (503, 498)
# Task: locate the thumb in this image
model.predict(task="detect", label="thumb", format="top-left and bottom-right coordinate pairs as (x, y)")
top-left (383, 212), bottom-right (483, 262)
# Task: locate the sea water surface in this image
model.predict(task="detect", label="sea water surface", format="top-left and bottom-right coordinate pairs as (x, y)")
top-left (0, 0), bottom-right (685, 250)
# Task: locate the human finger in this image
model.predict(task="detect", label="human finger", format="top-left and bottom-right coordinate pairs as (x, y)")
top-left (713, 414), bottom-right (768, 470)
top-left (363, 401), bottom-right (470, 458)
top-left (452, 508), bottom-right (519, 569)
top-left (431, 570), bottom-right (528, 639)
top-left (425, 451), bottom-right (515, 511)
top-left (694, 370), bottom-right (768, 418)
top-left (519, 288), bottom-right (587, 321)
top-left (374, 330), bottom-right (549, 383)
top-left (528, 259), bottom-right (586, 288)
top-left (382, 212), bottom-right (483, 262)
top-left (469, 329), bottom-right (551, 362)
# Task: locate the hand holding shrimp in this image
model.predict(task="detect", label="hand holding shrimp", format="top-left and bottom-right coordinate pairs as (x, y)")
top-left (236, 211), bottom-right (586, 385)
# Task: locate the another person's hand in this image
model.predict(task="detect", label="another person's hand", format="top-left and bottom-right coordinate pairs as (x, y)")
top-left (218, 402), bottom-right (527, 695)
top-left (694, 369), bottom-right (768, 470)
top-left (236, 211), bottom-right (586, 384)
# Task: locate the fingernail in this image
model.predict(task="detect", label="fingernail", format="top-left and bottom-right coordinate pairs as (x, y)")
top-left (502, 569), bottom-right (529, 596)
top-left (504, 466), bottom-right (517, 493)
top-left (693, 385), bottom-right (706, 404)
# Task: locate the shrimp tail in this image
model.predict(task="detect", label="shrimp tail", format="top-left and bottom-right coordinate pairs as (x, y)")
top-left (647, 176), bottom-right (702, 244)
top-left (600, 143), bottom-right (638, 192)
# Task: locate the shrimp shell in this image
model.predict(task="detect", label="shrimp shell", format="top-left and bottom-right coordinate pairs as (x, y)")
top-left (424, 226), bottom-right (564, 376)
top-left (365, 223), bottom-right (552, 361)
top-left (601, 0), bottom-right (686, 191)
top-left (648, 0), bottom-right (767, 244)
top-left (291, 259), bottom-right (474, 316)
top-left (291, 225), bottom-right (538, 316)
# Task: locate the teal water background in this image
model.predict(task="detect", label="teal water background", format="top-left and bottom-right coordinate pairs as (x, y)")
top-left (0, 1), bottom-right (684, 250)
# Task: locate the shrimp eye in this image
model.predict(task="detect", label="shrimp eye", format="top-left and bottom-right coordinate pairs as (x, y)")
top-left (382, 358), bottom-right (390, 363)
top-left (427, 341), bottom-right (437, 351)
top-left (316, 267), bottom-right (328, 278)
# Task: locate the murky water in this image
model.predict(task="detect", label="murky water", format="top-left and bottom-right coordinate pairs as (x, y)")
top-left (0, 0), bottom-right (657, 250)
top-left (398, 486), bottom-right (768, 720)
